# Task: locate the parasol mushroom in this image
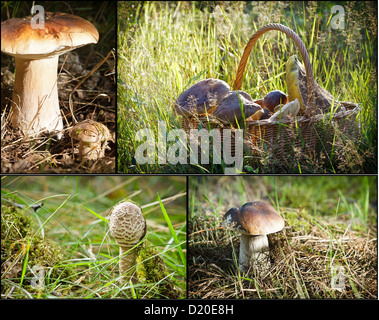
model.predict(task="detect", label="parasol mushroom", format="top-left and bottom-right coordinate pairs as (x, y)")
top-left (109, 201), bottom-right (147, 284)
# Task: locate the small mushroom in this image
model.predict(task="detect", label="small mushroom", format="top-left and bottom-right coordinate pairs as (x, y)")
top-left (223, 201), bottom-right (284, 271)
top-left (69, 120), bottom-right (112, 161)
top-left (213, 91), bottom-right (264, 125)
top-left (109, 201), bottom-right (147, 284)
top-left (1, 12), bottom-right (99, 138)
top-left (263, 90), bottom-right (288, 112)
top-left (270, 99), bottom-right (300, 121)
top-left (175, 78), bottom-right (230, 116)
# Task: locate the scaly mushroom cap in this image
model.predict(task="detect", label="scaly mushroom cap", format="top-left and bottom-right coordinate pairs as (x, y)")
top-left (69, 120), bottom-right (111, 143)
top-left (174, 78), bottom-right (230, 116)
top-left (109, 201), bottom-right (146, 247)
top-left (224, 201), bottom-right (284, 236)
top-left (213, 91), bottom-right (264, 124)
top-left (1, 12), bottom-right (99, 59)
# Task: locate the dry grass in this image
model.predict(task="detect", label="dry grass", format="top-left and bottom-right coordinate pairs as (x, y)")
top-left (188, 210), bottom-right (377, 299)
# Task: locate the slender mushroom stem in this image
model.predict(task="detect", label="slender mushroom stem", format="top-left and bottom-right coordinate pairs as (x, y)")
top-left (119, 244), bottom-right (141, 284)
top-left (239, 234), bottom-right (270, 271)
top-left (11, 56), bottom-right (63, 138)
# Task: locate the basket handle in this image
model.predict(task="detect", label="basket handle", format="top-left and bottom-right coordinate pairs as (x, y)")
top-left (233, 23), bottom-right (316, 109)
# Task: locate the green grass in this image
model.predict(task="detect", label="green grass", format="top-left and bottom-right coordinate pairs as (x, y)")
top-left (1, 176), bottom-right (186, 299)
top-left (188, 176), bottom-right (377, 299)
top-left (118, 1), bottom-right (377, 173)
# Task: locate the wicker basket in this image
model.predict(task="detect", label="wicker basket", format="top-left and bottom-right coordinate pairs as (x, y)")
top-left (180, 23), bottom-right (360, 162)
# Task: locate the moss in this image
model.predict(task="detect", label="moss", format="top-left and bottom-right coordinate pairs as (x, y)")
top-left (284, 207), bottom-right (313, 233)
top-left (1, 204), bottom-right (33, 240)
top-left (1, 204), bottom-right (74, 297)
top-left (136, 245), bottom-right (179, 298)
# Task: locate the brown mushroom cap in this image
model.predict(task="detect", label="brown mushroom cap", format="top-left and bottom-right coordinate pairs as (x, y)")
top-left (213, 91), bottom-right (263, 124)
top-left (263, 90), bottom-right (288, 112)
top-left (174, 78), bottom-right (230, 116)
top-left (224, 201), bottom-right (284, 236)
top-left (1, 12), bottom-right (99, 59)
top-left (69, 120), bottom-right (111, 143)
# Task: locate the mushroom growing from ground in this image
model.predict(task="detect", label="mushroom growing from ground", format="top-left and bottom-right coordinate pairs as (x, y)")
top-left (175, 78), bottom-right (230, 116)
top-left (109, 201), bottom-right (147, 284)
top-left (223, 201), bottom-right (284, 272)
top-left (69, 120), bottom-right (112, 161)
top-left (1, 12), bottom-right (99, 138)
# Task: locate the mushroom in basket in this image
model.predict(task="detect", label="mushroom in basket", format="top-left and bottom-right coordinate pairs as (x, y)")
top-left (254, 90), bottom-right (288, 113)
top-left (174, 78), bottom-right (230, 116)
top-left (213, 91), bottom-right (266, 125)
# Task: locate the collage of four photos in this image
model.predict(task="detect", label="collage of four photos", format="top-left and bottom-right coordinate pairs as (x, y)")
top-left (1, 0), bottom-right (378, 306)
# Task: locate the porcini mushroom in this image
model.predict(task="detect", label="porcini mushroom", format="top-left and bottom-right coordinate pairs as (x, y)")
top-left (109, 201), bottom-right (147, 284)
top-left (270, 99), bottom-right (300, 121)
top-left (213, 91), bottom-right (264, 125)
top-left (263, 90), bottom-right (288, 112)
top-left (69, 120), bottom-right (112, 161)
top-left (174, 78), bottom-right (230, 116)
top-left (1, 12), bottom-right (99, 138)
top-left (223, 201), bottom-right (284, 271)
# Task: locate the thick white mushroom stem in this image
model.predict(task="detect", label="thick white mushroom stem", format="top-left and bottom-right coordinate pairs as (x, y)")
top-left (11, 56), bottom-right (63, 138)
top-left (239, 234), bottom-right (270, 271)
top-left (119, 244), bottom-right (142, 284)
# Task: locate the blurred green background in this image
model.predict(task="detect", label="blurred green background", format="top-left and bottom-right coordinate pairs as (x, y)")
top-left (189, 175), bottom-right (377, 229)
top-left (1, 175), bottom-right (186, 242)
